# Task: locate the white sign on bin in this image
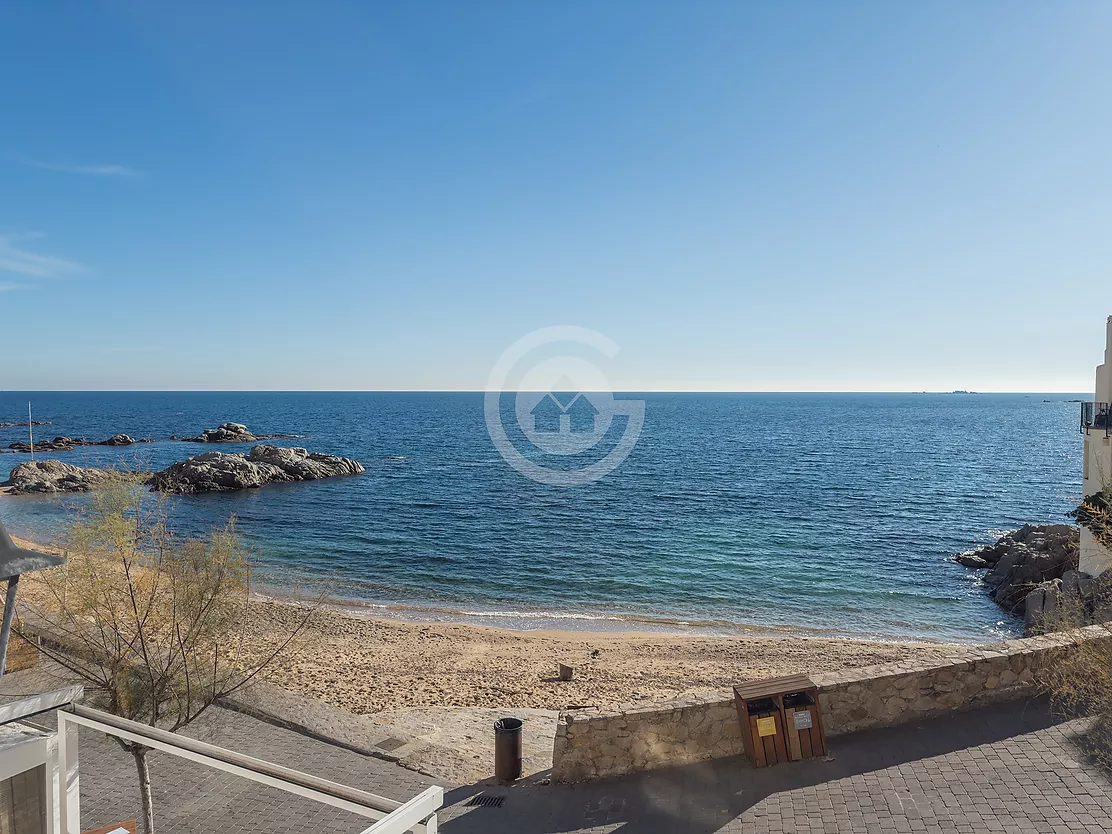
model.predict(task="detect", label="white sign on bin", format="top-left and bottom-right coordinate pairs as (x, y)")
top-left (793, 710), bottom-right (813, 731)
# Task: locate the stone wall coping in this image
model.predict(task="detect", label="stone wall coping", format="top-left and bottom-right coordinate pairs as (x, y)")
top-left (558, 626), bottom-right (1112, 728)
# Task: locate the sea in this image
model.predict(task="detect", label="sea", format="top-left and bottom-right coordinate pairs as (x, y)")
top-left (0, 391), bottom-right (1087, 644)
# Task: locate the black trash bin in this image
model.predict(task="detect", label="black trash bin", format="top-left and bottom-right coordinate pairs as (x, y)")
top-left (494, 717), bottom-right (523, 782)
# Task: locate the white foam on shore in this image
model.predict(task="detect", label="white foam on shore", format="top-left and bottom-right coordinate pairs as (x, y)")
top-left (249, 585), bottom-right (974, 644)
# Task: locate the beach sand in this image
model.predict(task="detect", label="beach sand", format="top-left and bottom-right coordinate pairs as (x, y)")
top-left (9, 533), bottom-right (966, 715)
top-left (251, 599), bottom-right (963, 714)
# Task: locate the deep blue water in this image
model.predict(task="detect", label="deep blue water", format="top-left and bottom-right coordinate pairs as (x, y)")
top-left (0, 392), bottom-right (1086, 643)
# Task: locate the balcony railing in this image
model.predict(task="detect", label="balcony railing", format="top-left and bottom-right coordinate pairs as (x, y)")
top-left (1081, 402), bottom-right (1112, 436)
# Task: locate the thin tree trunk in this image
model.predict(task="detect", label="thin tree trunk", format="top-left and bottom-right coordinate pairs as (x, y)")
top-left (132, 746), bottom-right (155, 834)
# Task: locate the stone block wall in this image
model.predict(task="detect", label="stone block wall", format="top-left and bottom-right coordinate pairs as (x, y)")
top-left (551, 626), bottom-right (1111, 782)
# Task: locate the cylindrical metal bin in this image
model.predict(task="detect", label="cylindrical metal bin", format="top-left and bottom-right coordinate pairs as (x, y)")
top-left (494, 717), bottom-right (523, 782)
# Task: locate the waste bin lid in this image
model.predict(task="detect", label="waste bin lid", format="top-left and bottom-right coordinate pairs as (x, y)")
top-left (494, 717), bottom-right (523, 732)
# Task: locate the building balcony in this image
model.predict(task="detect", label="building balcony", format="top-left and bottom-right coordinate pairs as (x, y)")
top-left (1080, 401), bottom-right (1112, 435)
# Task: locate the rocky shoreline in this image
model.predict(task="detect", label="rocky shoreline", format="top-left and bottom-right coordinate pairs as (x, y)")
top-left (954, 523), bottom-right (1111, 634)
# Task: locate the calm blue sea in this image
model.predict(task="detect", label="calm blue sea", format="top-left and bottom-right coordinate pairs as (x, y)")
top-left (0, 392), bottom-right (1086, 643)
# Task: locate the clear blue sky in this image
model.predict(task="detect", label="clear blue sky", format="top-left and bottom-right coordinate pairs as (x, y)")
top-left (2, 2), bottom-right (1110, 392)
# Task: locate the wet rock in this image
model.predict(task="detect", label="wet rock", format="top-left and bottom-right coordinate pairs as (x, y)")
top-left (955, 552), bottom-right (989, 569)
top-left (955, 524), bottom-right (1080, 617)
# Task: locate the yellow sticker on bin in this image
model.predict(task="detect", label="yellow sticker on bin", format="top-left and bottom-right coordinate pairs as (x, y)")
top-left (756, 716), bottom-right (776, 737)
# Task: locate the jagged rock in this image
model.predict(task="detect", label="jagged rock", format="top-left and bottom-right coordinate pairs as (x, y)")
top-left (1061, 569), bottom-right (1082, 599)
top-left (180, 422), bottom-right (259, 443)
top-left (0, 421), bottom-right (51, 428)
top-left (1024, 579), bottom-right (1063, 635)
top-left (6, 434), bottom-right (148, 452)
top-left (7, 436), bottom-right (79, 452)
top-left (955, 552), bottom-right (989, 569)
top-left (955, 524), bottom-right (1080, 616)
top-left (246, 445), bottom-right (363, 480)
top-left (2, 460), bottom-right (112, 494)
top-left (147, 445), bottom-right (363, 494)
top-left (98, 434), bottom-right (137, 446)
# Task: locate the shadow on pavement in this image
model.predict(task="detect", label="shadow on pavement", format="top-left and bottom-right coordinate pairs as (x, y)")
top-left (441, 695), bottom-right (1071, 833)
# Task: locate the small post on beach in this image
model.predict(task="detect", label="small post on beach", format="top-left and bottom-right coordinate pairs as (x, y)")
top-left (558, 663), bottom-right (574, 681)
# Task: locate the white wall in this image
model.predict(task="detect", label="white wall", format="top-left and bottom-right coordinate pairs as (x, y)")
top-left (1080, 316), bottom-right (1112, 576)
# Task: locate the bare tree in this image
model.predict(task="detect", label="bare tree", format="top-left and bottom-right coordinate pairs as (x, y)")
top-left (16, 476), bottom-right (316, 834)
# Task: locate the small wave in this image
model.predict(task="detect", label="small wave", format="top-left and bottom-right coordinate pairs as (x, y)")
top-left (458, 609), bottom-right (625, 621)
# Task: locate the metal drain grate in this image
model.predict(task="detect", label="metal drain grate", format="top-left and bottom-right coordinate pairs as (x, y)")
top-left (375, 737), bottom-right (407, 753)
top-left (465, 794), bottom-right (506, 808)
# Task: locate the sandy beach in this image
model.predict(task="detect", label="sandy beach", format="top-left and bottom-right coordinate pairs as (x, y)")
top-left (9, 533), bottom-right (965, 715)
top-left (251, 598), bottom-right (963, 714)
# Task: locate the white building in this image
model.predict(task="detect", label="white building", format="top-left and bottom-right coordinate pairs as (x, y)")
top-left (1080, 316), bottom-right (1112, 576)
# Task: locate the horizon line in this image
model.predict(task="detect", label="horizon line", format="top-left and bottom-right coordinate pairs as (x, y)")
top-left (0, 388), bottom-right (1095, 395)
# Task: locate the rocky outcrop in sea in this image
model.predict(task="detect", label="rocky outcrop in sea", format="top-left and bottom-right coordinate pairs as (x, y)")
top-left (6, 434), bottom-right (147, 453)
top-left (5, 443), bottom-right (363, 496)
top-left (147, 445), bottom-right (364, 494)
top-left (953, 524), bottom-right (1098, 634)
top-left (176, 423), bottom-right (301, 443)
top-left (2, 460), bottom-right (114, 494)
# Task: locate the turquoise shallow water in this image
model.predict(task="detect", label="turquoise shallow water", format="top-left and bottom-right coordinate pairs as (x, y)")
top-left (0, 391), bottom-right (1086, 643)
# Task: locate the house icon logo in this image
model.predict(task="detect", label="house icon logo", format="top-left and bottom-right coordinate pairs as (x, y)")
top-left (484, 326), bottom-right (646, 487)
top-left (530, 392), bottom-right (600, 435)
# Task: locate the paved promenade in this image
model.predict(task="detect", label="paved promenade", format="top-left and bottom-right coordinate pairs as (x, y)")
top-left (440, 697), bottom-right (1112, 833)
top-left (6, 664), bottom-right (1111, 832)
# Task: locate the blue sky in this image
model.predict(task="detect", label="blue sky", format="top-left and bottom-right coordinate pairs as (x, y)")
top-left (2, 2), bottom-right (1110, 391)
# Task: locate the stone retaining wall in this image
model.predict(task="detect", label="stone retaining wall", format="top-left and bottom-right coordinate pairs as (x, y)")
top-left (551, 626), bottom-right (1111, 782)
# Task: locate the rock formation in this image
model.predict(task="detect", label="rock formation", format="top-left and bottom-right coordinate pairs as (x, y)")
top-left (6, 434), bottom-right (146, 453)
top-left (7, 436), bottom-right (81, 452)
top-left (100, 434), bottom-right (139, 446)
top-left (2, 460), bottom-right (113, 494)
top-left (179, 422), bottom-right (259, 443)
top-left (176, 423), bottom-right (301, 443)
top-left (954, 524), bottom-right (1082, 634)
top-left (147, 445), bottom-right (363, 494)
top-left (0, 420), bottom-right (51, 428)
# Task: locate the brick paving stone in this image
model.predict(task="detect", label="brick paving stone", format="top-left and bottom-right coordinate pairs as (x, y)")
top-left (440, 696), bottom-right (1112, 834)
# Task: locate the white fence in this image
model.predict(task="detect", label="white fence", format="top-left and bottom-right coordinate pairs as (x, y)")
top-left (0, 688), bottom-right (442, 834)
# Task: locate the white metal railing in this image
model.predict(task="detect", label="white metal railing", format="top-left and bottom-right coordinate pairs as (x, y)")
top-left (0, 688), bottom-right (441, 834)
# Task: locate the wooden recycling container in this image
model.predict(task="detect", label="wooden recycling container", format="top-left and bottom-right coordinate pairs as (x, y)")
top-left (734, 674), bottom-right (827, 767)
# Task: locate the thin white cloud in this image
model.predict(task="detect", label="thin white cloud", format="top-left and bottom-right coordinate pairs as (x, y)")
top-left (0, 281), bottom-right (30, 292)
top-left (100, 346), bottom-right (163, 354)
top-left (23, 159), bottom-right (140, 177)
top-left (0, 233), bottom-right (85, 278)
